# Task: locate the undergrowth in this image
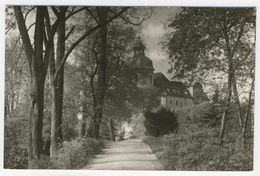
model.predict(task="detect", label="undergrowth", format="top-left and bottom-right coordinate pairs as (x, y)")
top-left (144, 125), bottom-right (253, 171)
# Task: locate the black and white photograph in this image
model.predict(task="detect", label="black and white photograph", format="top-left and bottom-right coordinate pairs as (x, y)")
top-left (2, 2), bottom-right (258, 173)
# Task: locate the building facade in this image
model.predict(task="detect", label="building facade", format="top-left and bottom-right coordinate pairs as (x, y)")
top-left (131, 38), bottom-right (209, 111)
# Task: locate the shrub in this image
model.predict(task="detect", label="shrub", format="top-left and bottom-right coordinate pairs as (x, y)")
top-left (4, 108), bottom-right (29, 169)
top-left (144, 125), bottom-right (253, 171)
top-left (48, 138), bottom-right (104, 169)
top-left (199, 103), bottom-right (222, 127)
top-left (144, 108), bottom-right (178, 137)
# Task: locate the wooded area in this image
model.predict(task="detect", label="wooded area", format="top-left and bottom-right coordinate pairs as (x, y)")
top-left (4, 6), bottom-right (255, 170)
top-left (5, 6), bottom-right (153, 168)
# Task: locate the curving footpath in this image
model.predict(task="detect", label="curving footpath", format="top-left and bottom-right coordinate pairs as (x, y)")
top-left (83, 138), bottom-right (163, 170)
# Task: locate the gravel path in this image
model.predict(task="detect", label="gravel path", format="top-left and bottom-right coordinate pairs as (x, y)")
top-left (83, 138), bottom-right (163, 170)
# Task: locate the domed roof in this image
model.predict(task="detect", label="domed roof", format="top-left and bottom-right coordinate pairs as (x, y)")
top-left (131, 55), bottom-right (154, 71)
top-left (131, 37), bottom-right (154, 71)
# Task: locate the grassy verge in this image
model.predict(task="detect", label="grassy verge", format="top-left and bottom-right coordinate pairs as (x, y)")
top-left (143, 126), bottom-right (253, 171)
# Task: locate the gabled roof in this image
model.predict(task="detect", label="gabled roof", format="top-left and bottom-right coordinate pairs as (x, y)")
top-left (153, 72), bottom-right (169, 89)
top-left (153, 72), bottom-right (193, 99)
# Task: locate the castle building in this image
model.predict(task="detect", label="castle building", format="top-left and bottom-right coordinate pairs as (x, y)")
top-left (131, 38), bottom-right (154, 88)
top-left (131, 38), bottom-right (209, 111)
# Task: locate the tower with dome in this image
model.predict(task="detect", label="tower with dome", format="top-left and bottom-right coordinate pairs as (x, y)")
top-left (130, 37), bottom-right (209, 111)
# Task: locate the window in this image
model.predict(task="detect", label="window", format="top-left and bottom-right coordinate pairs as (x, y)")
top-left (170, 100), bottom-right (172, 105)
top-left (176, 100), bottom-right (178, 106)
top-left (161, 97), bottom-right (166, 105)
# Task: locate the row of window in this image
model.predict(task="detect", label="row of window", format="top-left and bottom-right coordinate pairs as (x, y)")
top-left (169, 99), bottom-right (190, 107)
top-left (161, 97), bottom-right (192, 108)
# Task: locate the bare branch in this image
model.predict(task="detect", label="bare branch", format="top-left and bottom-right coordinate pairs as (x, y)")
top-left (65, 7), bottom-right (87, 20)
top-left (109, 7), bottom-right (153, 26)
top-left (14, 6), bottom-right (34, 70)
top-left (51, 6), bottom-right (59, 17)
top-left (54, 7), bottom-right (129, 83)
top-left (24, 7), bottom-right (36, 21)
top-left (231, 20), bottom-right (246, 57)
top-left (65, 26), bottom-right (75, 41)
top-left (43, 7), bottom-right (65, 76)
top-left (85, 8), bottom-right (99, 23)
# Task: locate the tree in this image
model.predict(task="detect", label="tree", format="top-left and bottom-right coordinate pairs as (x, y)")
top-left (47, 6), bottom-right (130, 154)
top-left (5, 35), bottom-right (30, 118)
top-left (163, 7), bottom-right (255, 140)
top-left (14, 6), bottom-right (61, 167)
top-left (71, 9), bottom-right (153, 140)
top-left (200, 87), bottom-right (222, 127)
top-left (75, 7), bottom-right (153, 139)
top-left (144, 108), bottom-right (178, 137)
top-left (48, 6), bottom-right (68, 157)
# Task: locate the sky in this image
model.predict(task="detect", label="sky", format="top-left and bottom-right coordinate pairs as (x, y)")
top-left (140, 7), bottom-right (179, 79)
top-left (5, 7), bottom-right (178, 79)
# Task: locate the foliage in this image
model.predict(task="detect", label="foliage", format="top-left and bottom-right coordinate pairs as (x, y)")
top-left (49, 138), bottom-right (104, 169)
top-left (34, 138), bottom-right (104, 169)
top-left (144, 108), bottom-right (178, 137)
top-left (144, 125), bottom-right (253, 171)
top-left (175, 103), bottom-right (210, 128)
top-left (144, 98), bottom-right (253, 171)
top-left (4, 107), bottom-right (29, 169)
top-left (4, 108), bottom-right (104, 169)
top-left (5, 34), bottom-right (30, 118)
top-left (62, 90), bottom-right (80, 141)
top-left (199, 103), bottom-right (221, 127)
top-left (163, 7), bottom-right (255, 82)
top-left (200, 88), bottom-right (222, 127)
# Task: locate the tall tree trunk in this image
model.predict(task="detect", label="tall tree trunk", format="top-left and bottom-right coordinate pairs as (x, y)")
top-left (28, 7), bottom-right (45, 167)
top-left (109, 118), bottom-right (115, 141)
top-left (28, 76), bottom-right (45, 164)
top-left (219, 60), bottom-right (233, 141)
top-left (56, 68), bottom-right (64, 142)
top-left (79, 92), bottom-right (88, 138)
top-left (10, 91), bottom-right (15, 113)
top-left (50, 80), bottom-right (59, 156)
top-left (55, 7), bottom-right (66, 142)
top-left (4, 96), bottom-right (9, 118)
top-left (87, 118), bottom-right (95, 137)
top-left (15, 6), bottom-right (55, 166)
top-left (231, 73), bottom-right (243, 127)
top-left (50, 7), bottom-right (66, 156)
top-left (93, 7), bottom-right (108, 139)
top-left (242, 78), bottom-right (254, 143)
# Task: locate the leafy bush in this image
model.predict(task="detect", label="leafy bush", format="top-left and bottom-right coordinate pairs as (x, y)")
top-left (144, 108), bottom-right (178, 137)
top-left (175, 102), bottom-right (223, 130)
top-left (4, 107), bottom-right (29, 169)
top-left (5, 112), bottom-right (104, 170)
top-left (48, 138), bottom-right (104, 169)
top-left (199, 103), bottom-right (222, 127)
top-left (143, 95), bottom-right (254, 171)
top-left (144, 125), bottom-right (253, 171)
